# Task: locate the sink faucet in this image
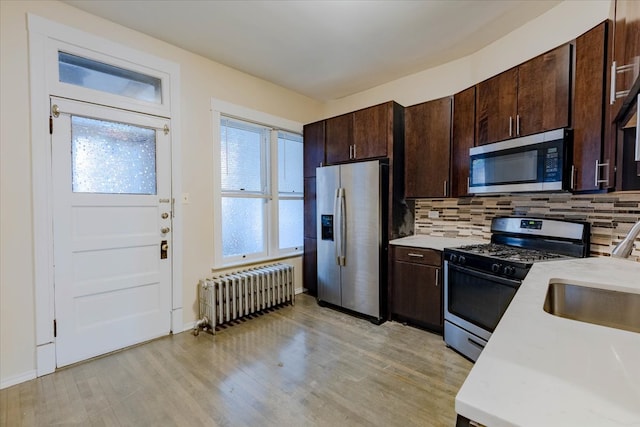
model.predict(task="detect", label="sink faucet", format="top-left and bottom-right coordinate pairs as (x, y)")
top-left (611, 220), bottom-right (640, 258)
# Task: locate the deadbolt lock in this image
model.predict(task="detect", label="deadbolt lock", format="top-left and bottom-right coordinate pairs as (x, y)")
top-left (160, 240), bottom-right (168, 259)
top-left (161, 227), bottom-right (171, 234)
top-left (161, 212), bottom-right (169, 219)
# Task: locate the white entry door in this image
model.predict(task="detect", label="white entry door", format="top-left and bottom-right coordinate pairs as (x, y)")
top-left (51, 97), bottom-right (172, 367)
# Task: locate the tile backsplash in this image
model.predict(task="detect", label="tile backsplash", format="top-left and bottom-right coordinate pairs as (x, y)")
top-left (414, 192), bottom-right (640, 261)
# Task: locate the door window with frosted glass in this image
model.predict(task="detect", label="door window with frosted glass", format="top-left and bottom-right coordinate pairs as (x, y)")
top-left (72, 116), bottom-right (157, 194)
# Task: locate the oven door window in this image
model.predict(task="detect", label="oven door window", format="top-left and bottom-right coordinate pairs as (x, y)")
top-left (447, 264), bottom-right (520, 332)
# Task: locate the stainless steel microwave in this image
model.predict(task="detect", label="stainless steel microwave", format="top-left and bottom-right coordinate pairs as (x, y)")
top-left (469, 128), bottom-right (572, 194)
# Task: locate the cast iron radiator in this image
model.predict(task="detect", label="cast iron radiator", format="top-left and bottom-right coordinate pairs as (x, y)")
top-left (193, 263), bottom-right (295, 335)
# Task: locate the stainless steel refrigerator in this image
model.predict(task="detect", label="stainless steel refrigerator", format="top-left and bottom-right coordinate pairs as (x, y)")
top-left (316, 160), bottom-right (388, 322)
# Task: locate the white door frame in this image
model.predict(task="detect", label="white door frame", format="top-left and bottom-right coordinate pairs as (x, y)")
top-left (27, 14), bottom-right (183, 376)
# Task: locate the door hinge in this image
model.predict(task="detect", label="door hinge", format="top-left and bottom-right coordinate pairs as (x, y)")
top-left (53, 319), bottom-right (57, 337)
top-left (49, 115), bottom-right (53, 135)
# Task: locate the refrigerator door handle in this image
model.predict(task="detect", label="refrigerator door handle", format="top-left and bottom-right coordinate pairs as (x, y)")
top-left (334, 188), bottom-right (341, 265)
top-left (338, 188), bottom-right (346, 266)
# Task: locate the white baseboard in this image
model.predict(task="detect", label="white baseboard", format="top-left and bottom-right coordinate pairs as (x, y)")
top-left (0, 370), bottom-right (37, 390)
top-left (36, 342), bottom-right (55, 377)
top-left (182, 321), bottom-right (196, 332)
top-left (171, 307), bottom-right (183, 333)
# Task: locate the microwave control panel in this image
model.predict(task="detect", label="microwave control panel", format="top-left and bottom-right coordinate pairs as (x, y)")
top-left (543, 145), bottom-right (562, 182)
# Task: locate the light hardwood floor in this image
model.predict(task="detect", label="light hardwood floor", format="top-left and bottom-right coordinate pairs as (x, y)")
top-left (1, 294), bottom-right (472, 426)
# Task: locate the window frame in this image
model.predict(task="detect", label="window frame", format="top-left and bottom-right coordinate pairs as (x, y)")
top-left (275, 131), bottom-right (304, 253)
top-left (212, 99), bottom-right (303, 268)
top-left (47, 39), bottom-right (172, 118)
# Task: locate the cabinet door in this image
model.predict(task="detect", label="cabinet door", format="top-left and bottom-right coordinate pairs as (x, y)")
top-left (405, 97), bottom-right (452, 198)
top-left (303, 120), bottom-right (325, 177)
top-left (475, 68), bottom-right (518, 145)
top-left (574, 22), bottom-right (609, 191)
top-left (303, 237), bottom-right (317, 297)
top-left (325, 113), bottom-right (353, 164)
top-left (517, 44), bottom-right (571, 137)
top-left (353, 103), bottom-right (389, 159)
top-left (304, 177), bottom-right (316, 239)
top-left (392, 260), bottom-right (442, 330)
top-left (452, 87), bottom-right (475, 197)
top-left (612, 0), bottom-right (640, 119)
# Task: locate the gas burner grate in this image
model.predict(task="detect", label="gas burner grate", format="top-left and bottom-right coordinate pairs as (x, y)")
top-left (455, 243), bottom-right (566, 263)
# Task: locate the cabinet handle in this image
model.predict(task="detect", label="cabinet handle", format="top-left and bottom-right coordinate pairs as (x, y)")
top-left (595, 160), bottom-right (609, 187)
top-left (443, 180), bottom-right (448, 197)
top-left (516, 114), bottom-right (520, 136)
top-left (407, 253), bottom-right (424, 258)
top-left (353, 144), bottom-right (357, 159)
top-left (349, 145), bottom-right (353, 159)
top-left (435, 269), bottom-right (439, 287)
top-left (509, 116), bottom-right (513, 137)
top-left (636, 93), bottom-right (640, 161)
top-left (570, 165), bottom-right (576, 190)
top-left (610, 60), bottom-right (636, 105)
top-left (610, 61), bottom-right (617, 105)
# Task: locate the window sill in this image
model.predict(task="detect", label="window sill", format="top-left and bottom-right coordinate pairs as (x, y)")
top-left (212, 251), bottom-right (303, 273)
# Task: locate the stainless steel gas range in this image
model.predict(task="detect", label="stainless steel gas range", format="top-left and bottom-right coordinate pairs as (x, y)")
top-left (443, 217), bottom-right (590, 362)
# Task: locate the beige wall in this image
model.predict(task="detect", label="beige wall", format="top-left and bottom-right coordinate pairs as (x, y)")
top-left (0, 0), bottom-right (320, 387)
top-left (322, 0), bottom-right (613, 117)
top-left (0, 0), bottom-right (616, 387)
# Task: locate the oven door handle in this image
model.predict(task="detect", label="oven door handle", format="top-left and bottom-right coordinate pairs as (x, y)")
top-left (446, 262), bottom-right (522, 288)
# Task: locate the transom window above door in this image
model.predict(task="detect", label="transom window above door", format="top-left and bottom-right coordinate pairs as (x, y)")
top-left (59, 52), bottom-right (162, 104)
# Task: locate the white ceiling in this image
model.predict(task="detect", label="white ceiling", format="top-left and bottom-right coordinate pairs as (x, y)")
top-left (62, 0), bottom-right (562, 101)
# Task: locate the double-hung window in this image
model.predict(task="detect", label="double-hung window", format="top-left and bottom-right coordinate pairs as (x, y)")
top-left (214, 104), bottom-right (303, 267)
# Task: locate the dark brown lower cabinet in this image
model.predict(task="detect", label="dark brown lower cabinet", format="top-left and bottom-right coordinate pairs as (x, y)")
top-left (303, 238), bottom-right (317, 297)
top-left (391, 246), bottom-right (443, 332)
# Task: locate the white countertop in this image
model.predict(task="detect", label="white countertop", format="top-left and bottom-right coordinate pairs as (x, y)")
top-left (389, 235), bottom-right (486, 251)
top-left (455, 257), bottom-right (640, 427)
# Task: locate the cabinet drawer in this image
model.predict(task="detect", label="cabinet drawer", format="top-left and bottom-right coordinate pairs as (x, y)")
top-left (394, 246), bottom-right (441, 266)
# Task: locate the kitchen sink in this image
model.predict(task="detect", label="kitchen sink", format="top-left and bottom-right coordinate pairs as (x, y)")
top-left (543, 281), bottom-right (640, 333)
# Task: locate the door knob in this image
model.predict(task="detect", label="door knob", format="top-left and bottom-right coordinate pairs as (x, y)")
top-left (161, 227), bottom-right (171, 234)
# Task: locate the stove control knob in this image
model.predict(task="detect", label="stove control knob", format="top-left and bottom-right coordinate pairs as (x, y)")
top-left (450, 254), bottom-right (458, 263)
top-left (504, 266), bottom-right (516, 276)
top-left (459, 255), bottom-right (466, 265)
top-left (491, 263), bottom-right (502, 273)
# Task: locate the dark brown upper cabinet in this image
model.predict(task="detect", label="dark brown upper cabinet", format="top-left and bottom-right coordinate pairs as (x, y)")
top-left (404, 97), bottom-right (452, 198)
top-left (611, 0), bottom-right (640, 191)
top-left (325, 113), bottom-right (353, 164)
top-left (325, 101), bottom-right (400, 164)
top-left (611, 0), bottom-right (640, 119)
top-left (451, 87), bottom-right (475, 197)
top-left (573, 21), bottom-right (613, 192)
top-left (303, 120), bottom-right (325, 178)
top-left (476, 44), bottom-right (572, 146)
top-left (353, 102), bottom-right (391, 160)
top-left (475, 68), bottom-right (518, 145)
